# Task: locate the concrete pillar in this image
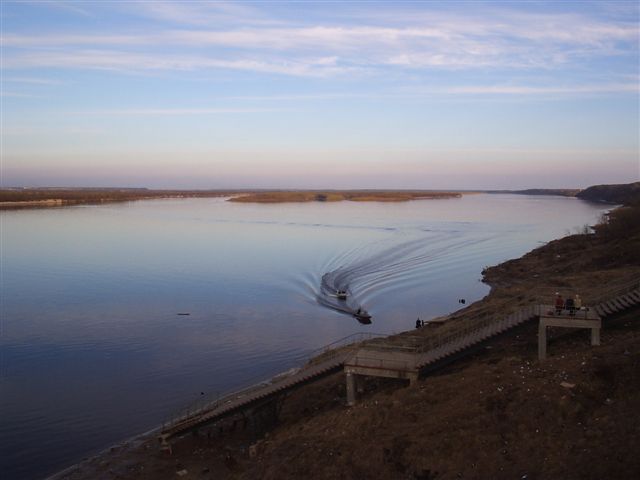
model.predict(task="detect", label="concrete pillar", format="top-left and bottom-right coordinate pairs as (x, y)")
top-left (158, 435), bottom-right (172, 455)
top-left (408, 372), bottom-right (419, 386)
top-left (346, 372), bottom-right (357, 406)
top-left (591, 327), bottom-right (600, 346)
top-left (538, 322), bottom-right (547, 361)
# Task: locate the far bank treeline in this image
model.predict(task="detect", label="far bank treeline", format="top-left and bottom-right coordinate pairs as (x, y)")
top-left (0, 188), bottom-right (237, 206)
top-left (1, 182), bottom-right (638, 208)
top-left (227, 191), bottom-right (461, 203)
top-left (0, 188), bottom-right (462, 208)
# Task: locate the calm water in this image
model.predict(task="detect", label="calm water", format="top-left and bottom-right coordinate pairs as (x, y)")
top-left (0, 194), bottom-right (609, 479)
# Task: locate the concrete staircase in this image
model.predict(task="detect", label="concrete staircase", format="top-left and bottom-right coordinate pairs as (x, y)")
top-left (344, 281), bottom-right (640, 404)
top-left (160, 333), bottom-right (382, 441)
top-left (593, 290), bottom-right (640, 317)
top-left (345, 282), bottom-right (640, 380)
top-left (161, 280), bottom-right (640, 441)
top-left (345, 305), bottom-right (542, 387)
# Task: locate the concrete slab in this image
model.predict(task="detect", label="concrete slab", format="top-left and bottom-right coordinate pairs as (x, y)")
top-left (538, 313), bottom-right (601, 361)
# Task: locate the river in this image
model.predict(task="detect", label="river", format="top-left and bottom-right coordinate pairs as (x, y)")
top-left (0, 193), bottom-right (610, 479)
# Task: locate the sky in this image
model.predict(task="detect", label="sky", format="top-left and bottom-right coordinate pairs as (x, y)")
top-left (1, 0), bottom-right (639, 189)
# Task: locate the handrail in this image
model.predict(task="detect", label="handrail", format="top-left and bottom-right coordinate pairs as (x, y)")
top-left (348, 355), bottom-right (413, 371)
top-left (304, 332), bottom-right (388, 359)
top-left (163, 280), bottom-right (639, 433)
top-left (163, 333), bottom-right (383, 430)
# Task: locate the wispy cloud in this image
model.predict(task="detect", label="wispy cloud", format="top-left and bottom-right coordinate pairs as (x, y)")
top-left (4, 18), bottom-right (636, 51)
top-left (3, 125), bottom-right (104, 135)
top-left (2, 50), bottom-right (360, 77)
top-left (436, 83), bottom-right (640, 95)
top-left (0, 90), bottom-right (43, 98)
top-left (2, 76), bottom-right (65, 85)
top-left (220, 82), bottom-right (640, 102)
top-left (2, 5), bottom-right (637, 77)
top-left (76, 107), bottom-right (289, 116)
top-left (23, 0), bottom-right (94, 18)
top-left (123, 0), bottom-right (276, 27)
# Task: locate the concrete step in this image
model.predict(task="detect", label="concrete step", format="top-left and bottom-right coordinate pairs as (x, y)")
top-left (618, 294), bottom-right (634, 306)
top-left (616, 295), bottom-right (634, 308)
top-left (616, 296), bottom-right (632, 308)
top-left (600, 303), bottom-right (612, 315)
top-left (163, 355), bottom-right (350, 438)
top-left (610, 298), bottom-right (626, 311)
top-left (593, 305), bottom-right (607, 317)
top-left (604, 301), bottom-right (620, 314)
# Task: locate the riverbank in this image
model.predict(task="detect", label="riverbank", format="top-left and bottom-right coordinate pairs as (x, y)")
top-left (0, 188), bottom-right (464, 209)
top-left (0, 189), bottom-right (238, 209)
top-left (3, 183), bottom-right (637, 209)
top-left (48, 195), bottom-right (640, 480)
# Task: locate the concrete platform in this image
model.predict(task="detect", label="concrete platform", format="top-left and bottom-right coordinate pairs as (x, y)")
top-left (538, 306), bottom-right (601, 360)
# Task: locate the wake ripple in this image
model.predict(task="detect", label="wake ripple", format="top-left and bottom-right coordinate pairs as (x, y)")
top-left (315, 232), bottom-right (496, 322)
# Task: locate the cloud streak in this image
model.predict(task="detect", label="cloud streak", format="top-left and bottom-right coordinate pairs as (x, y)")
top-left (430, 83), bottom-right (640, 96)
top-left (2, 6), bottom-right (637, 77)
top-left (2, 50), bottom-right (357, 77)
top-left (75, 107), bottom-right (288, 116)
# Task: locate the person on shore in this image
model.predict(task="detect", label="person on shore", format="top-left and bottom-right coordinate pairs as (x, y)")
top-left (574, 294), bottom-right (582, 310)
top-left (565, 296), bottom-right (575, 316)
top-left (555, 294), bottom-right (564, 315)
top-left (415, 318), bottom-right (421, 329)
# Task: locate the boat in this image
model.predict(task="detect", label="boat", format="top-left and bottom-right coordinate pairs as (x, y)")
top-left (336, 290), bottom-right (348, 300)
top-left (354, 309), bottom-right (371, 321)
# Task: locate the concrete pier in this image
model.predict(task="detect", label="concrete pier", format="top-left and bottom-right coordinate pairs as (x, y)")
top-left (538, 307), bottom-right (601, 360)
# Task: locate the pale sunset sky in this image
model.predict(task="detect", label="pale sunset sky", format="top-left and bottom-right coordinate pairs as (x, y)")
top-left (1, 0), bottom-right (639, 189)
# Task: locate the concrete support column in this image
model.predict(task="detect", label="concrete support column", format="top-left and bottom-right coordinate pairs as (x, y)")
top-left (346, 371), bottom-right (357, 407)
top-left (538, 322), bottom-right (547, 361)
top-left (591, 327), bottom-right (600, 346)
top-left (408, 372), bottom-right (419, 386)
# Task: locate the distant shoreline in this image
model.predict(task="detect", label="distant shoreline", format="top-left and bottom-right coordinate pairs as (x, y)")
top-left (2, 183), bottom-right (636, 209)
top-left (0, 189), bottom-right (235, 210)
top-left (0, 188), bottom-right (468, 209)
top-left (0, 187), bottom-right (582, 210)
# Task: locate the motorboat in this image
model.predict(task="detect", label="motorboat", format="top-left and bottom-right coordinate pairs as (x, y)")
top-left (336, 290), bottom-right (348, 300)
top-left (354, 309), bottom-right (371, 321)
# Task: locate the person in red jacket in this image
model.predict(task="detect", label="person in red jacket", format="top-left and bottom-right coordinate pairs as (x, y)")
top-left (555, 293), bottom-right (565, 315)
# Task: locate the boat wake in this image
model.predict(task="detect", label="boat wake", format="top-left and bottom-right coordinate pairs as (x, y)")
top-left (315, 232), bottom-right (494, 323)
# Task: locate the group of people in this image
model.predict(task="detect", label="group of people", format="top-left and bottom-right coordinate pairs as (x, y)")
top-left (554, 293), bottom-right (582, 315)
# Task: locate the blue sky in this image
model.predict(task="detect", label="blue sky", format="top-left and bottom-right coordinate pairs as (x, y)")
top-left (1, 0), bottom-right (639, 189)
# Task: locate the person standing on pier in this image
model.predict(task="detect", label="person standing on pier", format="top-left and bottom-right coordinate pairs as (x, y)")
top-left (555, 294), bottom-right (565, 315)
